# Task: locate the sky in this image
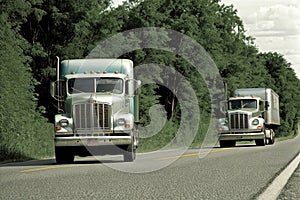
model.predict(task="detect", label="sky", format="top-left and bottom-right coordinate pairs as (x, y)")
top-left (112, 0), bottom-right (300, 78)
top-left (221, 0), bottom-right (300, 78)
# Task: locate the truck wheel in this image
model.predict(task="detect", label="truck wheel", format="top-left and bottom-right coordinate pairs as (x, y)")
top-left (256, 127), bottom-right (267, 146)
top-left (55, 147), bottom-right (74, 164)
top-left (220, 140), bottom-right (235, 148)
top-left (123, 144), bottom-right (136, 162)
top-left (219, 140), bottom-right (227, 148)
top-left (269, 130), bottom-right (275, 145)
top-left (255, 137), bottom-right (266, 146)
top-left (230, 141), bottom-right (236, 147)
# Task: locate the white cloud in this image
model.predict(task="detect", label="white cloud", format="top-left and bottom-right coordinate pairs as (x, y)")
top-left (254, 4), bottom-right (300, 35)
top-left (221, 0), bottom-right (300, 78)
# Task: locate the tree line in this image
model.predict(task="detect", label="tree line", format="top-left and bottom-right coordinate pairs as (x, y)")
top-left (1, 0), bottom-right (299, 160)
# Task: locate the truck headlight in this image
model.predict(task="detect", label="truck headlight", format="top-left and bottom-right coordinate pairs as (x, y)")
top-left (252, 119), bottom-right (259, 125)
top-left (59, 119), bottom-right (69, 127)
top-left (116, 118), bottom-right (131, 128)
top-left (115, 114), bottom-right (133, 129)
top-left (117, 118), bottom-right (126, 126)
top-left (55, 119), bottom-right (69, 131)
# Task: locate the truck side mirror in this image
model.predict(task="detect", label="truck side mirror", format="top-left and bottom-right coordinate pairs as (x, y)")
top-left (125, 79), bottom-right (141, 95)
top-left (125, 80), bottom-right (129, 95)
top-left (220, 100), bottom-right (227, 114)
top-left (50, 81), bottom-right (57, 98)
top-left (50, 80), bottom-right (65, 113)
top-left (265, 101), bottom-right (270, 110)
top-left (135, 80), bottom-right (141, 95)
top-left (50, 80), bottom-right (65, 100)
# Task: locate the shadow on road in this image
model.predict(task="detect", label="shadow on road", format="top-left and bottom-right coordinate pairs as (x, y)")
top-left (189, 143), bottom-right (261, 150)
top-left (73, 159), bottom-right (123, 164)
top-left (0, 158), bottom-right (56, 167)
top-left (0, 156), bottom-right (125, 167)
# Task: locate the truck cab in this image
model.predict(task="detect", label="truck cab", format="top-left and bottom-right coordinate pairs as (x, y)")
top-left (51, 58), bottom-right (140, 163)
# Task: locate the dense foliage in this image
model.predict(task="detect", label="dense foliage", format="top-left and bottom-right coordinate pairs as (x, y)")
top-left (1, 0), bottom-right (299, 160)
top-left (0, 0), bottom-right (53, 161)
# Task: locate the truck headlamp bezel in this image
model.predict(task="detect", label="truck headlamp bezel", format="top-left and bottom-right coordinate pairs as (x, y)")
top-left (59, 119), bottom-right (69, 127)
top-left (252, 119), bottom-right (259, 125)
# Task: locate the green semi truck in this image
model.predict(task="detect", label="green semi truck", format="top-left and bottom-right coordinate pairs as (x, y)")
top-left (50, 58), bottom-right (140, 163)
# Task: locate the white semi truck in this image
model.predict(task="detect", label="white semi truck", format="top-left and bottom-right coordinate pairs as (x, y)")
top-left (50, 58), bottom-right (140, 163)
top-left (218, 88), bottom-right (280, 147)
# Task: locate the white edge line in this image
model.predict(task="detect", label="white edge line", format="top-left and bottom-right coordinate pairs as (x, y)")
top-left (258, 152), bottom-right (300, 200)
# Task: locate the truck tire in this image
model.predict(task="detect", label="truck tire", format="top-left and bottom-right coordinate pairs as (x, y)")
top-left (269, 129), bottom-right (275, 145)
top-left (255, 136), bottom-right (266, 146)
top-left (256, 127), bottom-right (267, 146)
top-left (55, 147), bottom-right (74, 164)
top-left (219, 140), bottom-right (226, 148)
top-left (229, 140), bottom-right (236, 147)
top-left (123, 144), bottom-right (136, 162)
top-left (220, 140), bottom-right (236, 148)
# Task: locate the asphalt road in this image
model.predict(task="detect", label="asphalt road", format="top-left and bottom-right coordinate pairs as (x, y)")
top-left (1, 136), bottom-right (300, 200)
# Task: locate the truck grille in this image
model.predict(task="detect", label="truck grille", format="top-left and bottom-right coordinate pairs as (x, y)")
top-left (73, 103), bottom-right (110, 131)
top-left (229, 113), bottom-right (249, 129)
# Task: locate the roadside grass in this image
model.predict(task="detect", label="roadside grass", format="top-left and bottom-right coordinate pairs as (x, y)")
top-left (0, 122), bottom-right (54, 164)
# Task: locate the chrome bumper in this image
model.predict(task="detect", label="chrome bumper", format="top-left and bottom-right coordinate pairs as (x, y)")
top-left (219, 131), bottom-right (264, 141)
top-left (55, 135), bottom-right (132, 147)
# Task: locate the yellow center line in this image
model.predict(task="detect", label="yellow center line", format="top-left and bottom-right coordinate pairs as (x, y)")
top-left (20, 165), bottom-right (72, 173)
top-left (20, 148), bottom-right (233, 172)
top-left (156, 148), bottom-right (233, 161)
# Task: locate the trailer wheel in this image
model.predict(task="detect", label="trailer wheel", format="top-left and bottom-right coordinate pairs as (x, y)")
top-left (55, 147), bottom-right (74, 164)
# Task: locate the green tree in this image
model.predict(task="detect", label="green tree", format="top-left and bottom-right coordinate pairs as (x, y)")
top-left (0, 4), bottom-right (52, 161)
top-left (259, 52), bottom-right (300, 136)
top-left (20, 0), bottom-right (113, 118)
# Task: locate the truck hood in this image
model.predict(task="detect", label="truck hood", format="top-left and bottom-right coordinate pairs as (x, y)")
top-left (228, 110), bottom-right (252, 116)
top-left (228, 109), bottom-right (262, 117)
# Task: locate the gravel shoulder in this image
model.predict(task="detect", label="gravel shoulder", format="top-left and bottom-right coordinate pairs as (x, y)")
top-left (278, 163), bottom-right (300, 200)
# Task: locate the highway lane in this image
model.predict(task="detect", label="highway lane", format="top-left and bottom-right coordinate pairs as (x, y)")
top-left (1, 136), bottom-right (300, 200)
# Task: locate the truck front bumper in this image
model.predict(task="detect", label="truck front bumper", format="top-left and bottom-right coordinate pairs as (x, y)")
top-left (55, 135), bottom-right (132, 147)
top-left (219, 130), bottom-right (264, 141)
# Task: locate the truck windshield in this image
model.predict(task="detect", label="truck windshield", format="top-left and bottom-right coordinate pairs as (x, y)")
top-left (229, 99), bottom-right (257, 110)
top-left (68, 78), bottom-right (123, 94)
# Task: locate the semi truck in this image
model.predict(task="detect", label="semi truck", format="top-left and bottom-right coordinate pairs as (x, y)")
top-left (218, 88), bottom-right (280, 147)
top-left (50, 58), bottom-right (140, 163)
